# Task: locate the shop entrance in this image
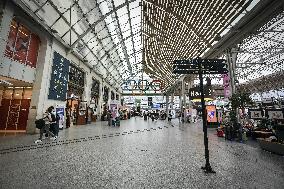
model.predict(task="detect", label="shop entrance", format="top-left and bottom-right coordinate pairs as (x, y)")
top-left (0, 85), bottom-right (32, 132)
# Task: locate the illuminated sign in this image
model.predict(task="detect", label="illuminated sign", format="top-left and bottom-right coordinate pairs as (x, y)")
top-left (206, 105), bottom-right (217, 123)
top-left (122, 79), bottom-right (164, 92)
top-left (188, 86), bottom-right (212, 100)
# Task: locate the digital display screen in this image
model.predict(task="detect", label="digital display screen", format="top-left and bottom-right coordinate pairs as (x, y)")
top-left (206, 105), bottom-right (217, 123)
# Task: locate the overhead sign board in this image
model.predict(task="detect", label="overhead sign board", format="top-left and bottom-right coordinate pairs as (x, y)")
top-left (173, 58), bottom-right (228, 74)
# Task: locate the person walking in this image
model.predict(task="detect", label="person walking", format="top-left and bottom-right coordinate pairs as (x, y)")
top-left (35, 106), bottom-right (56, 144)
top-left (168, 111), bottom-right (172, 122)
top-left (50, 106), bottom-right (60, 138)
top-left (178, 111), bottom-right (181, 123)
top-left (107, 110), bottom-right (112, 126)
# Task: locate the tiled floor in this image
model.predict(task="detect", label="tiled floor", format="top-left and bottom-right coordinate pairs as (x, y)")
top-left (0, 117), bottom-right (284, 189)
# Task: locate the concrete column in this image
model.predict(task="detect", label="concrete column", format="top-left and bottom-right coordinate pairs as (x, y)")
top-left (97, 78), bottom-right (103, 119)
top-left (26, 37), bottom-right (51, 134)
top-left (227, 48), bottom-right (239, 123)
top-left (83, 71), bottom-right (92, 105)
top-left (226, 48), bottom-right (238, 97)
top-left (0, 1), bottom-right (13, 65)
top-left (98, 79), bottom-right (104, 120)
top-left (188, 80), bottom-right (193, 109)
top-left (165, 94), bottom-right (169, 115)
top-left (108, 86), bottom-right (111, 107)
top-left (171, 93), bottom-right (174, 111)
top-left (181, 78), bottom-right (185, 112)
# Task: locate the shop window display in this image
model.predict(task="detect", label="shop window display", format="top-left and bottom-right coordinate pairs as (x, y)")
top-left (4, 19), bottom-right (40, 68)
top-left (90, 79), bottom-right (100, 122)
top-left (103, 86), bottom-right (109, 103)
top-left (0, 87), bottom-right (32, 131)
top-left (69, 64), bottom-right (84, 87)
top-left (91, 79), bottom-right (100, 104)
top-left (111, 91), bottom-right (115, 100)
top-left (66, 64), bottom-right (86, 125)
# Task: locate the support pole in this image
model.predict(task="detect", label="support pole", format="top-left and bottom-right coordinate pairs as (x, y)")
top-left (171, 93), bottom-right (174, 113)
top-left (181, 78), bottom-right (185, 113)
top-left (198, 59), bottom-right (215, 173)
top-left (165, 94), bottom-right (169, 117)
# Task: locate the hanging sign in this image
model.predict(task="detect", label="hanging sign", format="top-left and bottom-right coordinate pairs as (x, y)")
top-left (222, 74), bottom-right (231, 98)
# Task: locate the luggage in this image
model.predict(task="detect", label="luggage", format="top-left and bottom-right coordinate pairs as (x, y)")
top-left (217, 129), bottom-right (224, 137)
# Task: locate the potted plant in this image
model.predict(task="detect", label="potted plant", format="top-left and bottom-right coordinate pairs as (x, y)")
top-left (228, 92), bottom-right (254, 141)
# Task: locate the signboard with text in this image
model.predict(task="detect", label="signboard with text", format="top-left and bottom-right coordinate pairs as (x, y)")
top-left (188, 86), bottom-right (212, 100)
top-left (48, 52), bottom-right (70, 101)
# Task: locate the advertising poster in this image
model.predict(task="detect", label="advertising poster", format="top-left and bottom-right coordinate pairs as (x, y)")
top-left (56, 107), bottom-right (65, 129)
top-left (222, 74), bottom-right (231, 98)
top-left (265, 109), bottom-right (284, 120)
top-left (206, 105), bottom-right (217, 123)
top-left (248, 109), bottom-right (263, 120)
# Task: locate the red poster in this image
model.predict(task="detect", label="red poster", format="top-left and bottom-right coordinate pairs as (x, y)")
top-left (26, 34), bottom-right (40, 68)
top-left (4, 20), bottom-right (18, 59)
top-left (13, 25), bottom-right (30, 64)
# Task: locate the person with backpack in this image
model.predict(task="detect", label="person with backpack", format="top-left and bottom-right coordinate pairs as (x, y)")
top-left (35, 106), bottom-right (56, 144)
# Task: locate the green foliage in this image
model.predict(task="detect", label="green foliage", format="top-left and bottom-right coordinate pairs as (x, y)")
top-left (229, 92), bottom-right (254, 125)
top-left (230, 92), bottom-right (254, 109)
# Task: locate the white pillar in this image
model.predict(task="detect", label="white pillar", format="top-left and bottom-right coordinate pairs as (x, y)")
top-left (226, 48), bottom-right (238, 97)
top-left (171, 93), bottom-right (174, 111)
top-left (26, 37), bottom-right (51, 134)
top-left (83, 71), bottom-right (92, 104)
top-left (181, 78), bottom-right (185, 112)
top-left (165, 94), bottom-right (169, 115)
top-left (0, 1), bottom-right (13, 65)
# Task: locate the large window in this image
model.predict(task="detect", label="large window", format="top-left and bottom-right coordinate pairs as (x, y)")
top-left (4, 19), bottom-right (40, 68)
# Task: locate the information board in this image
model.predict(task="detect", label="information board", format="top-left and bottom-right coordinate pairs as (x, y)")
top-left (48, 51), bottom-right (70, 101)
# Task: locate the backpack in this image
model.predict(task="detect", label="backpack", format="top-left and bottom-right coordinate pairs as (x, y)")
top-left (35, 119), bottom-right (45, 129)
top-left (51, 113), bottom-right (60, 122)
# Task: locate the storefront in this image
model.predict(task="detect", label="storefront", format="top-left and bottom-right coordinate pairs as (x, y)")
top-left (0, 17), bottom-right (40, 132)
top-left (90, 78), bottom-right (100, 122)
top-left (0, 84), bottom-right (32, 132)
top-left (66, 64), bottom-right (85, 125)
top-left (101, 86), bottom-right (109, 120)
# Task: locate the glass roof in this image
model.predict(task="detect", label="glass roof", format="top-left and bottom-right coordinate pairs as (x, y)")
top-left (18, 0), bottom-right (142, 89)
top-left (237, 11), bottom-right (284, 84)
top-left (141, 0), bottom-right (260, 90)
top-left (16, 0), bottom-right (266, 92)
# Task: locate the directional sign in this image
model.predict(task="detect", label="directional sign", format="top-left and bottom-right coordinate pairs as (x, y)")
top-left (173, 69), bottom-right (228, 74)
top-left (172, 58), bottom-right (228, 75)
